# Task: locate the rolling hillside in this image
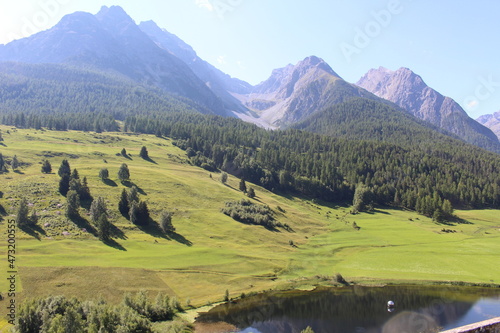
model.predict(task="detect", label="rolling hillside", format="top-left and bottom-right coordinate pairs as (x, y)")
top-left (0, 126), bottom-right (498, 313)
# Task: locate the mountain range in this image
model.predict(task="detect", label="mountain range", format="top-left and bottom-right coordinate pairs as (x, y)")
top-left (0, 5), bottom-right (498, 153)
top-left (477, 111), bottom-right (500, 140)
top-left (356, 67), bottom-right (499, 151)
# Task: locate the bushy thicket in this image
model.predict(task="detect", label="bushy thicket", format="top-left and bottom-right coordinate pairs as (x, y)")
top-left (222, 199), bottom-right (280, 229)
top-left (14, 292), bottom-right (189, 333)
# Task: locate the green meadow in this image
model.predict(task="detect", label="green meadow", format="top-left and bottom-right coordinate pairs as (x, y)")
top-left (0, 126), bottom-right (499, 310)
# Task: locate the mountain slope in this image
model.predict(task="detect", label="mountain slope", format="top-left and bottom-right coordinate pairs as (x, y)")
top-left (292, 98), bottom-right (462, 147)
top-left (357, 67), bottom-right (500, 152)
top-left (236, 56), bottom-right (379, 127)
top-left (477, 111), bottom-right (500, 140)
top-left (0, 6), bottom-right (226, 115)
top-left (138, 20), bottom-right (251, 113)
top-left (0, 62), bottom-right (208, 126)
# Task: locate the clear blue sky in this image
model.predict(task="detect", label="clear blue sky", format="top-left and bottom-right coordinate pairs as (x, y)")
top-left (1, 0), bottom-right (499, 118)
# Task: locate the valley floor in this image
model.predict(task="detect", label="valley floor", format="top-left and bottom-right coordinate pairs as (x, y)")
top-left (0, 127), bottom-right (498, 316)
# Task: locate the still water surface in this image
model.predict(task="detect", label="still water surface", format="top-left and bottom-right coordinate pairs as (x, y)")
top-left (196, 285), bottom-right (500, 333)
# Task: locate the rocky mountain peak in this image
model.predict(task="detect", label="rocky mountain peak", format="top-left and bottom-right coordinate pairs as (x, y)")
top-left (95, 6), bottom-right (134, 24)
top-left (357, 67), bottom-right (500, 150)
top-left (477, 110), bottom-right (500, 140)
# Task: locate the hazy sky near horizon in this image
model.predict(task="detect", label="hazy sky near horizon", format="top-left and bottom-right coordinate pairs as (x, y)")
top-left (0, 0), bottom-right (499, 118)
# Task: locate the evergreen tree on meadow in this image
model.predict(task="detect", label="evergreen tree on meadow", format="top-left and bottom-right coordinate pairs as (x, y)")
top-left (247, 187), bottom-right (256, 199)
top-left (118, 189), bottom-right (129, 217)
top-left (70, 168), bottom-right (79, 180)
top-left (139, 146), bottom-right (149, 159)
top-left (220, 172), bottom-right (228, 184)
top-left (41, 160), bottom-right (52, 174)
top-left (118, 163), bottom-right (130, 183)
top-left (90, 197), bottom-right (107, 225)
top-left (159, 211), bottom-right (175, 234)
top-left (66, 190), bottom-right (80, 219)
top-left (0, 153), bottom-right (5, 173)
top-left (239, 179), bottom-right (247, 193)
top-left (80, 177), bottom-right (92, 202)
top-left (99, 168), bottom-right (109, 181)
top-left (127, 186), bottom-right (139, 204)
top-left (59, 174), bottom-right (70, 196)
top-left (58, 159), bottom-right (71, 178)
top-left (96, 213), bottom-right (111, 241)
top-left (121, 148), bottom-right (127, 157)
top-left (16, 198), bottom-right (30, 227)
top-left (11, 155), bottom-right (19, 171)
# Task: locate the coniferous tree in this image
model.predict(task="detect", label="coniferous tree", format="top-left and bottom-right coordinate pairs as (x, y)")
top-left (239, 179), bottom-right (247, 193)
top-left (127, 186), bottom-right (139, 204)
top-left (442, 200), bottom-right (453, 217)
top-left (96, 214), bottom-right (111, 241)
top-left (59, 174), bottom-right (70, 196)
top-left (80, 177), bottom-right (92, 202)
top-left (352, 184), bottom-right (373, 214)
top-left (129, 201), bottom-right (139, 225)
top-left (90, 197), bottom-right (107, 225)
top-left (69, 178), bottom-right (82, 194)
top-left (70, 169), bottom-right (79, 180)
top-left (118, 189), bottom-right (129, 216)
top-left (159, 211), bottom-right (175, 233)
top-left (41, 160), bottom-right (52, 174)
top-left (220, 172), bottom-right (228, 184)
top-left (247, 187), bottom-right (256, 199)
top-left (58, 159), bottom-right (71, 178)
top-left (0, 153), bottom-right (5, 172)
top-left (137, 201), bottom-right (150, 226)
top-left (118, 163), bottom-right (130, 182)
top-left (66, 190), bottom-right (80, 218)
top-left (99, 168), bottom-right (109, 181)
top-left (121, 148), bottom-right (127, 157)
top-left (139, 146), bottom-right (149, 159)
top-left (16, 198), bottom-right (29, 227)
top-left (11, 155), bottom-right (19, 171)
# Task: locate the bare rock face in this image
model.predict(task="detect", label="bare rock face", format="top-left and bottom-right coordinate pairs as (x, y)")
top-left (238, 56), bottom-right (374, 127)
top-left (357, 67), bottom-right (500, 150)
top-left (477, 111), bottom-right (500, 140)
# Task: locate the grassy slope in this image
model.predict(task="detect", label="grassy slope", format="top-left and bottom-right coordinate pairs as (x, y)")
top-left (0, 126), bottom-right (498, 310)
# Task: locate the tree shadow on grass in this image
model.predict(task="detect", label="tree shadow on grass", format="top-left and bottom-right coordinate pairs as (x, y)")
top-left (438, 215), bottom-right (474, 227)
top-left (103, 179), bottom-right (118, 187)
top-left (137, 219), bottom-right (168, 239)
top-left (137, 219), bottom-right (193, 246)
top-left (110, 223), bottom-right (127, 240)
top-left (121, 181), bottom-right (147, 195)
top-left (141, 156), bottom-right (157, 164)
top-left (20, 224), bottom-right (47, 240)
top-left (13, 170), bottom-right (25, 174)
top-left (103, 238), bottom-right (126, 251)
top-left (166, 231), bottom-right (193, 247)
top-left (70, 215), bottom-right (97, 237)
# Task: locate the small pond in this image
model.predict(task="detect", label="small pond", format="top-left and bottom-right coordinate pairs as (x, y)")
top-left (196, 285), bottom-right (500, 333)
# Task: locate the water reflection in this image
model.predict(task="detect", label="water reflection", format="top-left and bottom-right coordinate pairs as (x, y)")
top-left (196, 286), bottom-right (500, 333)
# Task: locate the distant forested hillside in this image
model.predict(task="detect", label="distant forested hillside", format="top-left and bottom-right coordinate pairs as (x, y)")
top-left (292, 98), bottom-right (500, 153)
top-left (0, 63), bottom-right (210, 131)
top-left (122, 112), bottom-right (500, 214)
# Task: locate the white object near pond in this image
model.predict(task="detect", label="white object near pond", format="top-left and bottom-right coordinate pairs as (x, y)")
top-left (387, 301), bottom-right (395, 307)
